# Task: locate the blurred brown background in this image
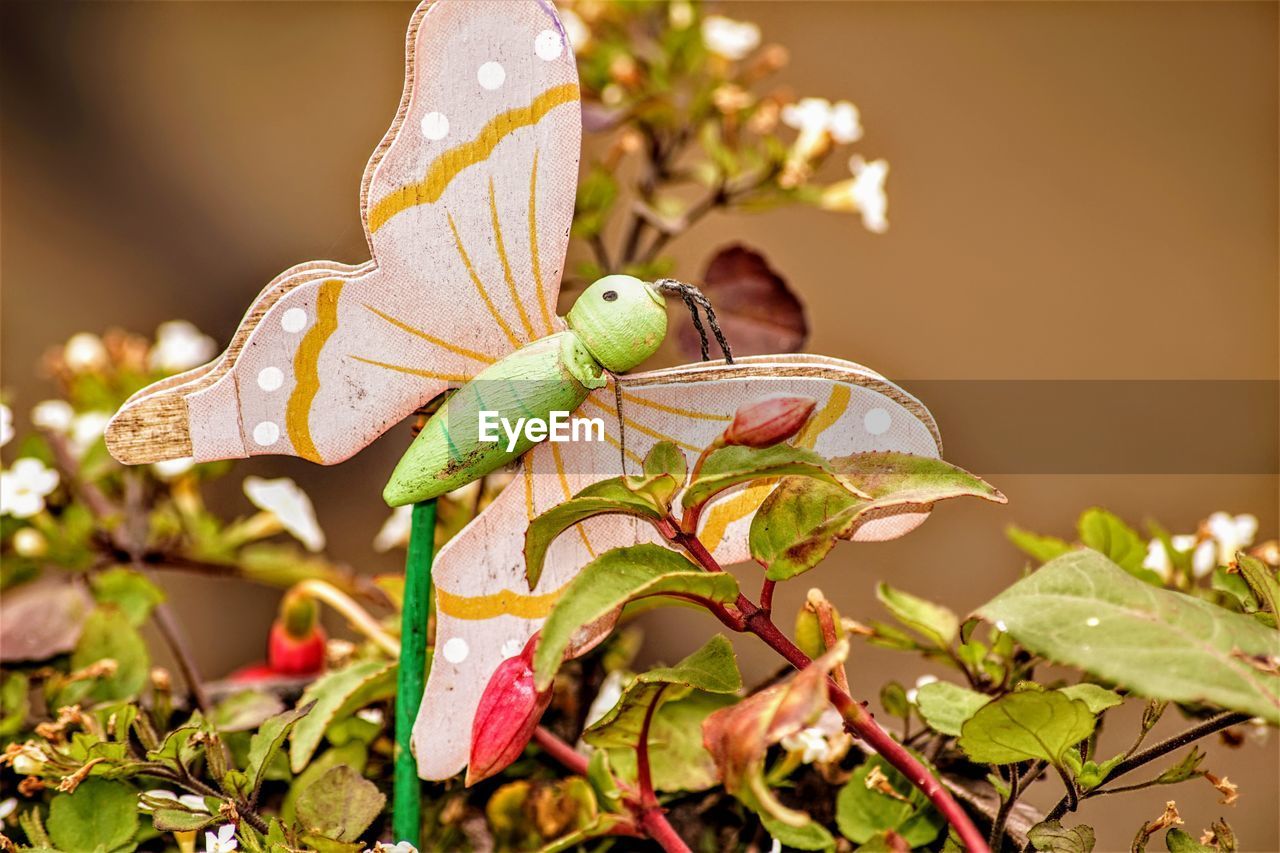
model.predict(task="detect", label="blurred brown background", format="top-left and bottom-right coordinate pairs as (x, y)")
top-left (2, 1), bottom-right (1276, 848)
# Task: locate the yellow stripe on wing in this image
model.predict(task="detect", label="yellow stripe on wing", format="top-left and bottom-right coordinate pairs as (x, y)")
top-left (367, 83), bottom-right (579, 233)
top-left (552, 442), bottom-right (596, 557)
top-left (286, 279), bottom-right (345, 463)
top-left (697, 384), bottom-right (852, 549)
top-left (489, 177), bottom-right (537, 341)
top-left (436, 585), bottom-right (565, 620)
top-left (528, 150), bottom-right (556, 336)
top-left (448, 213), bottom-right (523, 350)
top-left (583, 395), bottom-right (701, 452)
top-left (348, 356), bottom-right (469, 383)
top-left (620, 389), bottom-right (732, 422)
top-left (362, 304), bottom-right (495, 366)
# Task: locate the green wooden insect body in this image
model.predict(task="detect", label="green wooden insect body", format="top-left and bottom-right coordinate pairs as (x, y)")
top-left (383, 276), bottom-right (667, 506)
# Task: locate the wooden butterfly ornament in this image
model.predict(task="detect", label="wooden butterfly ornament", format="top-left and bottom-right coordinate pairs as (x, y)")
top-left (105, 0), bottom-right (945, 784)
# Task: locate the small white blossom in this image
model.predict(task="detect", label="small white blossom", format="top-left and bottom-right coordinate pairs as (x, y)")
top-left (205, 824), bottom-right (237, 853)
top-left (561, 9), bottom-right (590, 51)
top-left (583, 669), bottom-right (628, 730)
top-left (1205, 512), bottom-right (1258, 566)
top-left (70, 411), bottom-right (111, 457)
top-left (0, 797), bottom-right (17, 820)
top-left (842, 156), bottom-right (890, 234)
top-left (701, 15), bottom-right (760, 61)
top-left (243, 476), bottom-right (325, 552)
top-left (138, 789), bottom-right (201, 813)
top-left (150, 321), bottom-right (217, 374)
top-left (1, 459), bottom-right (59, 518)
top-left (768, 837), bottom-right (782, 853)
top-left (373, 504), bottom-right (414, 552)
top-left (782, 97), bottom-right (863, 145)
top-left (11, 744), bottom-right (47, 775)
top-left (356, 707), bottom-right (385, 727)
top-left (13, 527), bottom-right (47, 557)
top-left (373, 843), bottom-right (419, 853)
top-left (0, 404), bottom-right (12, 448)
top-left (63, 333), bottom-right (108, 372)
top-left (781, 726), bottom-right (833, 764)
top-left (905, 674), bottom-right (938, 705)
top-left (31, 400), bottom-right (74, 433)
top-left (152, 457), bottom-right (196, 481)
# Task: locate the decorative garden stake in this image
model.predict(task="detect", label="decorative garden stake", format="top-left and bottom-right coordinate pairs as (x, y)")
top-left (104, 0), bottom-right (988, 848)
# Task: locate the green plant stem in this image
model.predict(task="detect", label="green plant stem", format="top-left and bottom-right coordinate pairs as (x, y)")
top-left (1037, 710), bottom-right (1252, 827)
top-left (393, 500), bottom-right (437, 846)
top-left (669, 526), bottom-right (990, 853)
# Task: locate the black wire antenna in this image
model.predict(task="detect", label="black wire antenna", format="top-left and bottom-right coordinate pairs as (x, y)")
top-left (611, 279), bottom-right (735, 475)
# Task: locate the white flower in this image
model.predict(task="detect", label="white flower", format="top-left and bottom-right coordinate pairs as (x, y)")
top-left (1, 459), bottom-right (59, 518)
top-left (0, 404), bottom-right (12, 448)
top-left (13, 527), bottom-right (47, 557)
top-left (70, 411), bottom-right (111, 457)
top-left (842, 156), bottom-right (890, 234)
top-left (768, 838), bottom-right (782, 853)
top-left (905, 674), bottom-right (938, 705)
top-left (373, 843), bottom-right (419, 853)
top-left (373, 504), bottom-right (414, 552)
top-left (0, 797), bottom-right (16, 820)
top-left (10, 744), bottom-right (46, 775)
top-left (152, 457), bottom-right (196, 481)
top-left (1143, 539), bottom-right (1174, 581)
top-left (31, 400), bottom-right (74, 433)
top-left (583, 669), bottom-right (628, 729)
top-left (205, 824), bottom-right (237, 853)
top-left (139, 789), bottom-right (207, 813)
top-left (150, 321), bottom-right (217, 374)
top-left (561, 9), bottom-right (590, 51)
top-left (701, 15), bottom-right (760, 61)
top-left (781, 726), bottom-right (833, 764)
top-left (356, 707), bottom-right (385, 727)
top-left (243, 476), bottom-right (325, 552)
top-left (1205, 512), bottom-right (1258, 566)
top-left (63, 333), bottom-right (108, 372)
top-left (782, 97), bottom-right (863, 145)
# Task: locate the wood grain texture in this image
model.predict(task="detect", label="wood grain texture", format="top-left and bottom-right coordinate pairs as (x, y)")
top-left (414, 355), bottom-right (942, 780)
top-left (106, 0), bottom-right (581, 466)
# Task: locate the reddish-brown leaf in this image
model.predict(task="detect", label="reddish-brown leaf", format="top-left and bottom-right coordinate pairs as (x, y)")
top-left (677, 245), bottom-right (807, 360)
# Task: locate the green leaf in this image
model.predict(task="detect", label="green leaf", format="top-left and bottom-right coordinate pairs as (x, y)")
top-left (584, 636), bottom-right (741, 792)
top-left (152, 808), bottom-right (217, 833)
top-left (762, 813), bottom-right (836, 851)
top-left (682, 444), bottom-right (866, 512)
top-left (1154, 746), bottom-right (1205, 784)
top-left (70, 606), bottom-right (148, 701)
top-left (296, 764), bottom-right (385, 843)
top-left (246, 702), bottom-right (313, 800)
top-left (749, 452), bottom-right (1007, 580)
top-left (1027, 819), bottom-right (1096, 852)
top-left (534, 545), bottom-right (738, 690)
top-left (1006, 525), bottom-right (1073, 564)
top-left (585, 749), bottom-right (624, 813)
top-left (47, 779), bottom-right (138, 852)
top-left (212, 689), bottom-right (286, 733)
top-left (875, 584), bottom-right (959, 648)
top-left (282, 742), bottom-right (368, 825)
top-left (957, 690), bottom-right (1096, 766)
top-left (1236, 553), bottom-right (1279, 616)
top-left (524, 478), bottom-right (668, 590)
top-left (1077, 508), bottom-right (1161, 584)
top-left (977, 550), bottom-right (1280, 723)
top-left (1058, 684), bottom-right (1123, 714)
top-left (89, 568), bottom-right (164, 626)
top-left (1165, 829), bottom-right (1214, 853)
top-left (914, 682), bottom-right (990, 737)
top-left (0, 671), bottom-right (29, 738)
top-left (290, 661), bottom-right (395, 772)
top-left (879, 682), bottom-right (910, 721)
top-left (835, 754), bottom-right (944, 847)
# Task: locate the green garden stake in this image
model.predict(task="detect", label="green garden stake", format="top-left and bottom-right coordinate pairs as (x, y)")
top-left (393, 499), bottom-right (436, 846)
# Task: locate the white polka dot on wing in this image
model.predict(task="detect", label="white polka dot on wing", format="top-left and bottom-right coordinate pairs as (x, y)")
top-left (420, 111), bottom-right (449, 140)
top-left (477, 61), bottom-right (505, 90)
top-left (535, 29), bottom-right (564, 61)
top-left (253, 421), bottom-right (280, 446)
top-left (257, 366), bottom-right (284, 392)
top-left (864, 407), bottom-right (892, 435)
top-left (442, 637), bottom-right (469, 664)
top-left (281, 307), bottom-right (307, 333)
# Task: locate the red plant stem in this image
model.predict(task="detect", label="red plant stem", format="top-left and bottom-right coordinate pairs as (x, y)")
top-left (759, 578), bottom-right (776, 614)
top-left (636, 684), bottom-right (666, 808)
top-left (533, 726), bottom-right (690, 853)
top-left (531, 726), bottom-right (590, 777)
top-left (670, 524), bottom-right (990, 853)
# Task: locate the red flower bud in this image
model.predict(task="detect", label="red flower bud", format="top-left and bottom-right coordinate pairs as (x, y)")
top-left (267, 620), bottom-right (327, 675)
top-left (467, 635), bottom-right (552, 785)
top-left (723, 395), bottom-right (817, 448)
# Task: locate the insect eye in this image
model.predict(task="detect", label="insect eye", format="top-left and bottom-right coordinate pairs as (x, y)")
top-left (602, 290), bottom-right (618, 302)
